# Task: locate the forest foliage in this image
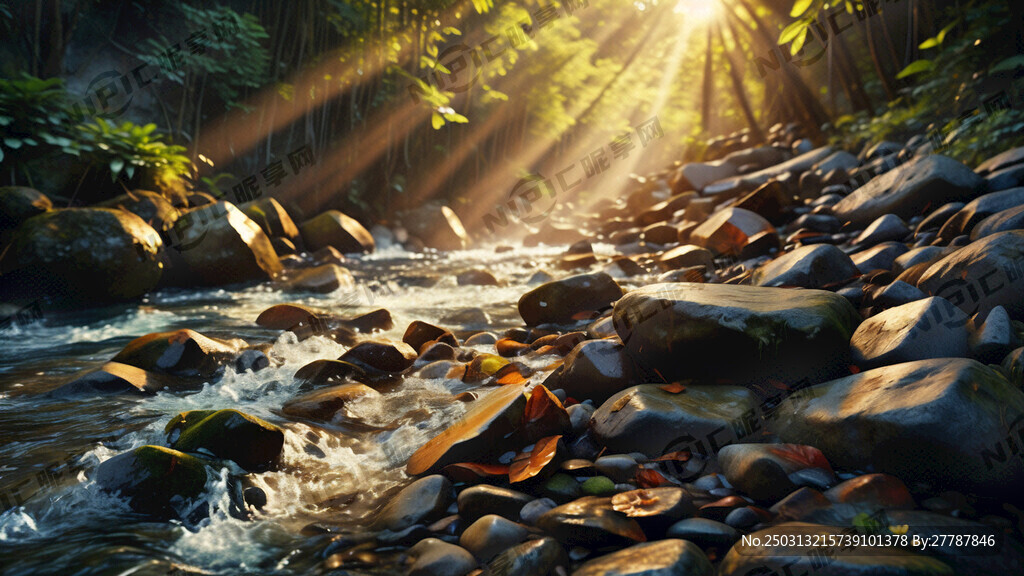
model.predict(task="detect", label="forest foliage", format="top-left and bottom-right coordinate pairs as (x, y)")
top-left (0, 0), bottom-right (1021, 220)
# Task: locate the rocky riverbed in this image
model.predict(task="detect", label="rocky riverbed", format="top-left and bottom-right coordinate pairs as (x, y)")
top-left (4, 124), bottom-right (1024, 575)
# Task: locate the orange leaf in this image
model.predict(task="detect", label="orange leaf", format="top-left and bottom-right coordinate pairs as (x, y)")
top-left (523, 385), bottom-right (571, 441)
top-left (766, 444), bottom-right (833, 472)
top-left (635, 466), bottom-right (671, 488)
top-left (495, 363), bottom-right (528, 385)
top-left (659, 382), bottom-right (687, 394)
top-left (849, 365), bottom-right (861, 374)
top-left (443, 462), bottom-right (510, 483)
top-left (496, 338), bottom-right (531, 357)
top-left (509, 435), bottom-right (562, 483)
top-left (651, 451), bottom-right (691, 463)
top-left (570, 310), bottom-right (599, 321)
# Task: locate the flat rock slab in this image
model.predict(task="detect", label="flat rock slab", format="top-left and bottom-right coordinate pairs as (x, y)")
top-left (770, 358), bottom-right (1024, 497)
top-left (612, 283), bottom-right (860, 385)
top-left (831, 155), bottom-right (984, 227)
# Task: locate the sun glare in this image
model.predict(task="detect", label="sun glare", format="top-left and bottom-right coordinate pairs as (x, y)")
top-left (674, 0), bottom-right (720, 24)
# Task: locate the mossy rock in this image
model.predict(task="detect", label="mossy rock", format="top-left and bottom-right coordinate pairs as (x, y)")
top-left (171, 409), bottom-right (284, 472)
top-left (94, 445), bottom-right (208, 519)
top-left (8, 207), bottom-right (162, 303)
top-left (0, 186), bottom-right (51, 235)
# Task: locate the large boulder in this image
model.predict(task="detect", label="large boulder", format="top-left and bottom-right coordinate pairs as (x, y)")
top-left (163, 202), bottom-right (282, 286)
top-left (590, 384), bottom-right (761, 457)
top-left (6, 207), bottom-right (162, 302)
top-left (110, 329), bottom-right (244, 379)
top-left (53, 362), bottom-right (189, 396)
top-left (850, 297), bottom-right (970, 369)
top-left (612, 283), bottom-right (860, 386)
top-left (830, 155), bottom-right (985, 226)
top-left (770, 358), bottom-right (1024, 497)
top-left (299, 210), bottom-right (375, 254)
top-left (752, 244), bottom-right (860, 289)
top-left (400, 203), bottom-right (470, 251)
top-left (95, 445), bottom-right (208, 519)
top-left (915, 230), bottom-right (1024, 320)
top-left (518, 272), bottom-right (624, 326)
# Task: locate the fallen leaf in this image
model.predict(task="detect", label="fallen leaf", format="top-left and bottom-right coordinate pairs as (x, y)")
top-left (659, 382), bottom-right (687, 394)
top-left (509, 435), bottom-right (562, 483)
top-left (766, 444), bottom-right (833, 472)
top-left (635, 466), bottom-right (672, 488)
top-left (442, 462), bottom-right (510, 483)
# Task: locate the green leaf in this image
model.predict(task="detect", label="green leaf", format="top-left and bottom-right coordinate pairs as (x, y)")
top-left (918, 37), bottom-right (941, 50)
top-left (896, 59), bottom-right (934, 79)
top-left (779, 20), bottom-right (807, 45)
top-left (790, 28), bottom-right (809, 55)
top-left (3, 138), bottom-right (22, 149)
top-left (431, 112), bottom-right (445, 130)
top-left (443, 111), bottom-right (468, 123)
top-left (937, 20), bottom-right (958, 44)
top-left (992, 55), bottom-right (1024, 73)
top-left (790, 0), bottom-right (813, 18)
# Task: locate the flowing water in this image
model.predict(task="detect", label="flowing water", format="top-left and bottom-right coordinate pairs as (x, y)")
top-left (0, 243), bottom-right (642, 575)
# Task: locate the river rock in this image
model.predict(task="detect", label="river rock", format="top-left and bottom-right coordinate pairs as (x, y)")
top-left (752, 244), bottom-right (859, 288)
top-left (853, 214), bottom-right (909, 246)
top-left (457, 485), bottom-right (534, 523)
top-left (971, 204), bottom-right (1024, 239)
top-left (95, 445), bottom-right (208, 519)
top-left (894, 246), bottom-right (945, 272)
top-left (537, 496), bottom-right (646, 548)
top-left (407, 383), bottom-right (528, 475)
top-left (299, 210), bottom-right (374, 253)
top-left (869, 280), bottom-right (927, 308)
top-left (544, 340), bottom-right (641, 404)
top-left (677, 160), bottom-right (739, 192)
top-left (7, 207), bottom-right (162, 302)
top-left (406, 538), bottom-right (476, 576)
top-left (831, 155), bottom-right (985, 226)
top-left (718, 522), bottom-right (953, 575)
top-left (850, 297), bottom-right (970, 368)
top-left (689, 207), bottom-right (775, 256)
top-left (590, 384), bottom-right (761, 457)
top-left (915, 230), bottom-right (1024, 319)
top-left (718, 443), bottom-right (835, 502)
top-left (612, 283), bottom-right (860, 385)
top-left (401, 203), bottom-right (470, 251)
top-left (916, 202), bottom-right (966, 236)
top-left (969, 305), bottom-right (1020, 363)
top-left (111, 328), bottom-right (243, 379)
top-left (987, 164), bottom-right (1024, 192)
top-left (459, 514), bottom-right (529, 561)
top-left (55, 361), bottom-right (190, 396)
top-left (518, 272), bottom-right (624, 326)
top-left (403, 320), bottom-right (459, 352)
top-left (823, 473), bottom-right (915, 509)
top-left (371, 475), bottom-right (452, 531)
top-left (98, 189), bottom-right (180, 233)
top-left (610, 487), bottom-right (697, 534)
top-left (770, 358), bottom-right (1024, 497)
top-left (162, 202), bottom-right (282, 286)
top-left (937, 187), bottom-right (1024, 241)
top-left (339, 340), bottom-right (417, 376)
top-left (170, 408), bottom-right (284, 472)
top-left (657, 245), bottom-right (714, 271)
top-left (276, 263), bottom-right (355, 293)
top-left (703, 147), bottom-right (834, 195)
top-left (282, 383), bottom-right (381, 420)
top-left (572, 539), bottom-right (713, 576)
top-left (488, 537), bottom-right (567, 576)
top-left (240, 197), bottom-right (301, 246)
top-left (666, 517), bottom-right (739, 549)
top-left (851, 242), bottom-right (908, 273)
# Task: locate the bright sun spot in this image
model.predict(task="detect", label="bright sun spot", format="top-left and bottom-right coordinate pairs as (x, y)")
top-left (673, 0), bottom-right (720, 24)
